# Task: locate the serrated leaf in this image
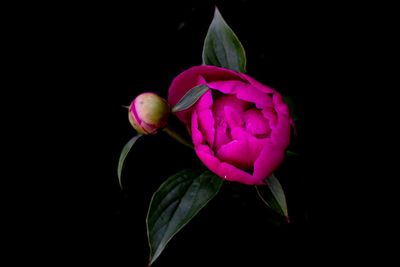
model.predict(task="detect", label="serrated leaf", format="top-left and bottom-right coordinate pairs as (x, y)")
top-left (256, 174), bottom-right (289, 222)
top-left (171, 84), bottom-right (209, 113)
top-left (117, 134), bottom-right (142, 189)
top-left (202, 7), bottom-right (246, 72)
top-left (147, 169), bottom-right (223, 265)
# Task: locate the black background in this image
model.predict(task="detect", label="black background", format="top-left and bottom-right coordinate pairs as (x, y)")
top-left (8, 0), bottom-right (388, 265)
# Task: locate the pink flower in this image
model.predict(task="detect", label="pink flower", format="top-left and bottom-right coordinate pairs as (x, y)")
top-left (168, 66), bottom-right (291, 185)
top-left (129, 92), bottom-right (170, 135)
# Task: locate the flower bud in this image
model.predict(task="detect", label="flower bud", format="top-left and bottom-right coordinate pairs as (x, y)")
top-left (128, 92), bottom-right (170, 135)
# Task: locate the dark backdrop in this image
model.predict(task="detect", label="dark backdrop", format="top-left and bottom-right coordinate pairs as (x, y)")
top-left (13, 0), bottom-right (381, 266)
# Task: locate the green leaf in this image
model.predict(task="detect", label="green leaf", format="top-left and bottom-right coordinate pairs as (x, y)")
top-left (256, 174), bottom-right (289, 222)
top-left (147, 169), bottom-right (223, 265)
top-left (171, 84), bottom-right (209, 113)
top-left (202, 7), bottom-right (247, 72)
top-left (286, 150), bottom-right (299, 157)
top-left (117, 134), bottom-right (142, 189)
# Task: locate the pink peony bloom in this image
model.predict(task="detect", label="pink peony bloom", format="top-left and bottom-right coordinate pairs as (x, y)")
top-left (168, 66), bottom-right (291, 185)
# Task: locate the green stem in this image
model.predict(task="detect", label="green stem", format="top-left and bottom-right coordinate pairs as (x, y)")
top-left (163, 127), bottom-right (194, 149)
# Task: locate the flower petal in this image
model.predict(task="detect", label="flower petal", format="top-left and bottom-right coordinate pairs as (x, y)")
top-left (253, 142), bottom-right (285, 181)
top-left (270, 93), bottom-right (291, 148)
top-left (195, 145), bottom-right (263, 185)
top-left (218, 162), bottom-right (264, 185)
top-left (238, 72), bottom-right (275, 94)
top-left (197, 109), bottom-right (215, 148)
top-left (194, 90), bottom-right (215, 147)
top-left (212, 94), bottom-right (250, 115)
top-left (230, 127), bottom-right (253, 141)
top-left (262, 107), bottom-right (278, 126)
top-left (191, 111), bottom-right (204, 146)
top-left (195, 144), bottom-right (221, 174)
top-left (208, 80), bottom-right (273, 109)
top-left (168, 67), bottom-right (207, 125)
top-left (224, 106), bottom-right (244, 128)
top-left (213, 122), bottom-right (231, 151)
top-left (216, 139), bottom-right (264, 171)
top-left (235, 85), bottom-right (273, 109)
top-left (270, 115), bottom-right (291, 149)
top-left (243, 109), bottom-right (271, 136)
top-left (168, 65), bottom-right (243, 106)
top-left (196, 89), bottom-right (213, 111)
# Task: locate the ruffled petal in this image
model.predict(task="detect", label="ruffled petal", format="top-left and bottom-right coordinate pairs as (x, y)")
top-left (197, 109), bottom-right (215, 148)
top-left (208, 80), bottom-right (273, 109)
top-left (270, 115), bottom-right (291, 149)
top-left (224, 106), bottom-right (244, 128)
top-left (213, 122), bottom-right (231, 151)
top-left (253, 142), bottom-right (285, 181)
top-left (191, 111), bottom-right (204, 146)
top-left (196, 140), bottom-right (266, 185)
top-left (218, 162), bottom-right (264, 185)
top-left (196, 89), bottom-right (213, 111)
top-left (230, 127), bottom-right (253, 141)
top-left (269, 93), bottom-right (291, 148)
top-left (243, 109), bottom-right (271, 136)
top-left (262, 107), bottom-right (278, 126)
top-left (216, 139), bottom-right (265, 171)
top-left (195, 143), bottom-right (262, 185)
top-left (168, 67), bottom-right (205, 106)
top-left (212, 94), bottom-right (250, 116)
top-left (235, 83), bottom-right (273, 109)
top-left (195, 145), bottom-right (222, 176)
top-left (195, 90), bottom-right (215, 147)
top-left (238, 72), bottom-right (275, 94)
top-left (168, 67), bottom-right (207, 125)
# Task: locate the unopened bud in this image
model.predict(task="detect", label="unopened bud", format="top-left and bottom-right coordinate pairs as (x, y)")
top-left (128, 92), bottom-right (170, 135)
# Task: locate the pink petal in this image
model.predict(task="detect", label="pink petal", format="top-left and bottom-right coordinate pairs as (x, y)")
top-left (273, 93), bottom-right (290, 117)
top-left (230, 127), bottom-right (253, 141)
top-left (208, 81), bottom-right (273, 109)
top-left (270, 93), bottom-right (291, 148)
top-left (195, 145), bottom-right (221, 175)
top-left (262, 107), bottom-right (278, 126)
top-left (212, 95), bottom-right (249, 119)
top-left (216, 139), bottom-right (264, 171)
top-left (195, 90), bottom-right (215, 147)
top-left (270, 114), bottom-right (291, 149)
top-left (200, 66), bottom-right (246, 83)
top-left (218, 162), bottom-right (264, 185)
top-left (168, 65), bottom-right (243, 109)
top-left (213, 123), bottom-right (232, 151)
top-left (168, 67), bottom-right (205, 106)
top-left (235, 84), bottom-right (273, 109)
top-left (191, 111), bottom-right (204, 146)
top-left (207, 81), bottom-right (238, 94)
top-left (224, 106), bottom-right (244, 128)
top-left (197, 109), bottom-right (215, 147)
top-left (253, 142), bottom-right (285, 181)
top-left (196, 89), bottom-right (213, 111)
top-left (168, 67), bottom-right (207, 125)
top-left (238, 72), bottom-right (276, 94)
top-left (243, 109), bottom-right (271, 136)
top-left (196, 143), bottom-right (265, 185)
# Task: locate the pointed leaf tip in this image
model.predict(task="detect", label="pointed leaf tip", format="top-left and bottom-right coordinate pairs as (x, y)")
top-left (256, 174), bottom-right (289, 220)
top-left (147, 169), bottom-right (223, 264)
top-left (117, 134), bottom-right (142, 189)
top-left (171, 84), bottom-right (209, 113)
top-left (202, 8), bottom-right (246, 72)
